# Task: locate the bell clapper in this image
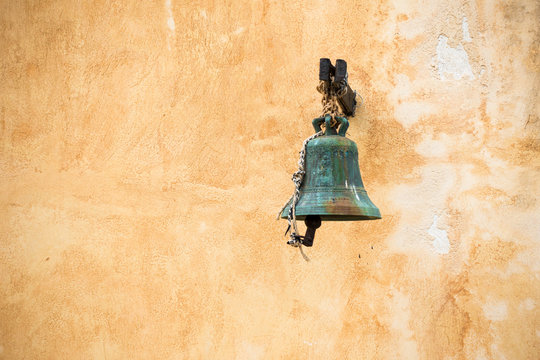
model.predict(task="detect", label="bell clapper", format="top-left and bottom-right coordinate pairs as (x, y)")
top-left (302, 215), bottom-right (322, 247)
top-left (286, 215), bottom-right (322, 247)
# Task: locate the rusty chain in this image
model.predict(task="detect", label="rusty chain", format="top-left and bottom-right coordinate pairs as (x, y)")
top-left (278, 80), bottom-right (348, 257)
top-left (316, 80), bottom-right (347, 128)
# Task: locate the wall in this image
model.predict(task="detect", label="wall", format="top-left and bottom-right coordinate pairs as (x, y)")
top-left (1, 0), bottom-right (539, 359)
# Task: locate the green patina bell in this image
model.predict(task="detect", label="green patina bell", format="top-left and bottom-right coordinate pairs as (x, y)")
top-left (281, 115), bottom-right (381, 221)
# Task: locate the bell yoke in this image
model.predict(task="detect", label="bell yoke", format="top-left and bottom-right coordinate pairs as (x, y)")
top-left (279, 59), bottom-right (381, 248)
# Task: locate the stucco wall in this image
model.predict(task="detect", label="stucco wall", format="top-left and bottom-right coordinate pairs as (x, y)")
top-left (1, 0), bottom-right (539, 359)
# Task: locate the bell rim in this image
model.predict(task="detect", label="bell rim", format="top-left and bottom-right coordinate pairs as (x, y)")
top-left (279, 213), bottom-right (382, 221)
top-left (280, 206), bottom-right (382, 221)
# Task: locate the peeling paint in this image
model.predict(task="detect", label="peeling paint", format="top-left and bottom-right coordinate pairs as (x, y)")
top-left (436, 35), bottom-right (474, 80)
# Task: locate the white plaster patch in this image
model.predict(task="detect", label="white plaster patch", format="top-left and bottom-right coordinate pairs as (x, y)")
top-left (462, 17), bottom-right (472, 42)
top-left (165, 0), bottom-right (176, 50)
top-left (428, 215), bottom-right (450, 254)
top-left (483, 300), bottom-right (508, 321)
top-left (165, 0), bottom-right (175, 31)
top-left (436, 35), bottom-right (474, 80)
top-left (167, 17), bottom-right (175, 31)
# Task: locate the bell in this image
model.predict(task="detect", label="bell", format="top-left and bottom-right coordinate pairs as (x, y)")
top-left (281, 116), bottom-right (381, 221)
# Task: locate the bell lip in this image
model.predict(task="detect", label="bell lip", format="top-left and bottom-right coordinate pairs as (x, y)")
top-left (279, 214), bottom-right (381, 221)
top-left (280, 209), bottom-right (382, 221)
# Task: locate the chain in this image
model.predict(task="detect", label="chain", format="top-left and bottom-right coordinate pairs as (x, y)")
top-left (277, 130), bottom-right (324, 249)
top-left (316, 80), bottom-right (347, 128)
top-left (278, 80), bottom-right (347, 256)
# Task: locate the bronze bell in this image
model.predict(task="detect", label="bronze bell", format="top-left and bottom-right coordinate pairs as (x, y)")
top-left (280, 115), bottom-right (381, 245)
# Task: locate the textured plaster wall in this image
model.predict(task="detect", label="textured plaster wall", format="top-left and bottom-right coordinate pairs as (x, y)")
top-left (1, 0), bottom-right (539, 359)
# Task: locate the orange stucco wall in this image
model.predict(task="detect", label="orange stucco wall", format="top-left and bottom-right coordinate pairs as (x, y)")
top-left (1, 0), bottom-right (539, 359)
